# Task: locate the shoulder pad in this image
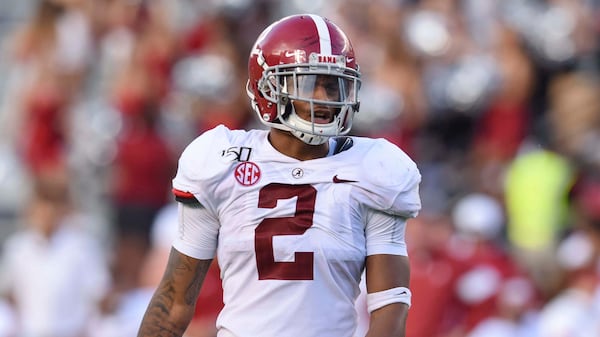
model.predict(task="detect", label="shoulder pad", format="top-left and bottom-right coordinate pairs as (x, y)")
top-left (172, 125), bottom-right (239, 208)
top-left (361, 139), bottom-right (419, 188)
top-left (357, 138), bottom-right (422, 217)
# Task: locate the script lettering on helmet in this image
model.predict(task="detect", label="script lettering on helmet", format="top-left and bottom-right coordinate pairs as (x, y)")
top-left (318, 55), bottom-right (337, 63)
top-left (309, 53), bottom-right (346, 67)
top-left (234, 162), bottom-right (261, 186)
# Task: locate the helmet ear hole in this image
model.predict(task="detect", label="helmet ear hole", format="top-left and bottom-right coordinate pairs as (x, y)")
top-left (279, 95), bottom-right (289, 105)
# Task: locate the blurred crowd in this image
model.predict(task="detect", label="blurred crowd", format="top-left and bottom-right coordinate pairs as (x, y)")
top-left (0, 0), bottom-right (598, 336)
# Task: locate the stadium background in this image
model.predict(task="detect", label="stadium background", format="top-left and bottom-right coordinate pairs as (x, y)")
top-left (0, 0), bottom-right (599, 336)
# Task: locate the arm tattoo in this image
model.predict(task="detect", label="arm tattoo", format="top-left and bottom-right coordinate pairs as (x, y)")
top-left (137, 249), bottom-right (213, 337)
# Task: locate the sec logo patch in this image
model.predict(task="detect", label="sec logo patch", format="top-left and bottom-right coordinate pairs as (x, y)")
top-left (234, 162), bottom-right (261, 186)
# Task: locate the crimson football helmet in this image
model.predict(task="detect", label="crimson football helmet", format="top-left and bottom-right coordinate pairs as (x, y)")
top-left (246, 14), bottom-right (361, 145)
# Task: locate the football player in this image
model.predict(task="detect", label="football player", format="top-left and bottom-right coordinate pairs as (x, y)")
top-left (137, 13), bottom-right (421, 337)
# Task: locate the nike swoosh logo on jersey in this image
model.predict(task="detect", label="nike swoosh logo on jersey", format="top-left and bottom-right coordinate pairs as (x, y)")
top-left (332, 175), bottom-right (357, 183)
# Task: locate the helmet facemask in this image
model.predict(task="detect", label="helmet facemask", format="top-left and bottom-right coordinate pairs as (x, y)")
top-left (255, 56), bottom-right (361, 145)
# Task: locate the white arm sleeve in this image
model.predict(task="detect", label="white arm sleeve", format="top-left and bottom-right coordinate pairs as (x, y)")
top-left (365, 208), bottom-right (408, 256)
top-left (172, 203), bottom-right (220, 260)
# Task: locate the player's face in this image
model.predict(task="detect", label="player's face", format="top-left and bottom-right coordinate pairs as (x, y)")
top-left (290, 75), bottom-right (344, 124)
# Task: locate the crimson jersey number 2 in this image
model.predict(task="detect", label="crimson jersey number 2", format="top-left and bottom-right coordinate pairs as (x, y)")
top-left (255, 183), bottom-right (316, 280)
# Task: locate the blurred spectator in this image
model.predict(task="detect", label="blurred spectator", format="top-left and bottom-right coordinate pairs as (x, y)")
top-left (107, 11), bottom-right (179, 289)
top-left (0, 164), bottom-right (110, 337)
top-left (503, 142), bottom-right (575, 299)
top-left (108, 96), bottom-right (176, 295)
top-left (0, 0), bottom-right (94, 172)
top-left (466, 277), bottom-right (538, 337)
top-left (18, 68), bottom-right (70, 174)
top-left (2, 0), bottom-right (68, 174)
top-left (547, 72), bottom-right (600, 172)
top-left (109, 95), bottom-right (176, 225)
top-left (449, 193), bottom-right (537, 336)
top-left (534, 230), bottom-right (600, 337)
top-left (471, 24), bottom-right (535, 195)
top-left (549, 170), bottom-right (600, 336)
top-left (403, 212), bottom-right (461, 337)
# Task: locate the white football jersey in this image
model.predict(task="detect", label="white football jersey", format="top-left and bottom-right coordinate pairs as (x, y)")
top-left (172, 125), bottom-right (421, 337)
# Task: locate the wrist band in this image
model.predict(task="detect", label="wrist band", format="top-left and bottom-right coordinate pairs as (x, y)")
top-left (366, 286), bottom-right (412, 313)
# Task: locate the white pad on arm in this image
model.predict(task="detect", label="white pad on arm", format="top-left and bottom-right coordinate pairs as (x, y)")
top-left (366, 287), bottom-right (412, 313)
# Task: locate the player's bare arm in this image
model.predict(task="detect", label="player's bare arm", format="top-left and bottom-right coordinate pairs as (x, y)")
top-left (365, 254), bottom-right (411, 337)
top-left (137, 248), bottom-right (212, 337)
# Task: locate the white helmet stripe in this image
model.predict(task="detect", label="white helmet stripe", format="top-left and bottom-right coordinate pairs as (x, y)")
top-left (308, 14), bottom-right (332, 55)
